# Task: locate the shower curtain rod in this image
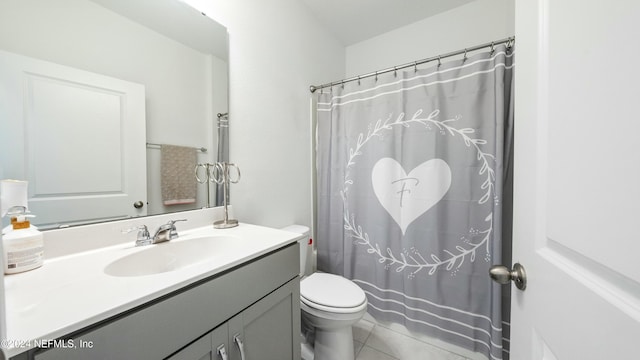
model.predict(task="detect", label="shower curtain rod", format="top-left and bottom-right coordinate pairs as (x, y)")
top-left (309, 36), bottom-right (514, 93)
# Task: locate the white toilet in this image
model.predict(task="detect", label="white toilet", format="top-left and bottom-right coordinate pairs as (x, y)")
top-left (281, 225), bottom-right (367, 360)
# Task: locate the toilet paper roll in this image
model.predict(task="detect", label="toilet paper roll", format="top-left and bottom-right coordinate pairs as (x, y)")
top-left (1, 179), bottom-right (29, 216)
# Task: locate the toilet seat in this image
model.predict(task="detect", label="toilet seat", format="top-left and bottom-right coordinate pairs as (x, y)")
top-left (300, 273), bottom-right (367, 314)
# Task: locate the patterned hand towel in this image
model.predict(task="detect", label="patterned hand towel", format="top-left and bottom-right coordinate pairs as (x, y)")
top-left (161, 144), bottom-right (197, 205)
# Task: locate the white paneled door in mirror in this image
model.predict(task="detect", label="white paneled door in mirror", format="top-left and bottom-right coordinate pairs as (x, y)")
top-left (0, 50), bottom-right (146, 228)
top-left (511, 0), bottom-right (640, 359)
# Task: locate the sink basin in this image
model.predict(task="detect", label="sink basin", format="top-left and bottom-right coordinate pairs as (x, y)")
top-left (104, 235), bottom-right (241, 277)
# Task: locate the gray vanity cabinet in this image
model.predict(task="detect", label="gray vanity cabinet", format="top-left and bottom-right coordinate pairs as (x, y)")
top-left (227, 277), bottom-right (300, 360)
top-left (168, 278), bottom-right (300, 360)
top-left (167, 325), bottom-right (227, 360)
top-left (23, 243), bottom-right (300, 360)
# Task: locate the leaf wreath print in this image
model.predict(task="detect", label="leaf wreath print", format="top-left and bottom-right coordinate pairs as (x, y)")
top-left (341, 109), bottom-right (497, 278)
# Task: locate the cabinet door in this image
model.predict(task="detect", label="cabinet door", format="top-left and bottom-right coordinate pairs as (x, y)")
top-left (228, 279), bottom-right (300, 360)
top-left (210, 325), bottom-right (231, 360)
top-left (167, 325), bottom-right (229, 360)
top-left (166, 333), bottom-right (212, 360)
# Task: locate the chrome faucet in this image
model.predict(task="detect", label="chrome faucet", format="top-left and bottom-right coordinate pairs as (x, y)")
top-left (152, 219), bottom-right (187, 243)
top-left (124, 219), bottom-right (187, 247)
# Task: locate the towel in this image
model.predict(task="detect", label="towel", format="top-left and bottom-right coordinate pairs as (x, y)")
top-left (161, 144), bottom-right (197, 205)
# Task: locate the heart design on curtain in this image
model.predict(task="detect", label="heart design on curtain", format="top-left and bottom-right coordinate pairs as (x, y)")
top-left (372, 158), bottom-right (452, 235)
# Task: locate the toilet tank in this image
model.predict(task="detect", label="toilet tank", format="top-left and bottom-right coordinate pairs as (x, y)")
top-left (280, 225), bottom-right (311, 277)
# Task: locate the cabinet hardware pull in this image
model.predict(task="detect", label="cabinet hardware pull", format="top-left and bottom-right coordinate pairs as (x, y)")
top-left (233, 334), bottom-right (246, 360)
top-left (216, 344), bottom-right (229, 360)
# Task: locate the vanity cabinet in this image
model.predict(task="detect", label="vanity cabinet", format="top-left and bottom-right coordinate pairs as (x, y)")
top-left (167, 325), bottom-right (227, 360)
top-left (20, 243), bottom-right (300, 360)
top-left (169, 278), bottom-right (299, 360)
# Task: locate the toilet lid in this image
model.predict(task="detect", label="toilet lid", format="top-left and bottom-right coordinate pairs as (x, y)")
top-left (300, 273), bottom-right (366, 309)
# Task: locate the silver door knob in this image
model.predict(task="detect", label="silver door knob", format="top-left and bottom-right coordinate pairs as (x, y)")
top-left (133, 201), bottom-right (144, 209)
top-left (489, 263), bottom-right (527, 290)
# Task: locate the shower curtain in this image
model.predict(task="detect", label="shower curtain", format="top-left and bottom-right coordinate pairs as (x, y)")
top-left (215, 113), bottom-right (229, 206)
top-left (316, 44), bottom-right (514, 360)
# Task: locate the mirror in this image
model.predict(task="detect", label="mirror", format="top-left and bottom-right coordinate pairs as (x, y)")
top-left (0, 0), bottom-right (229, 229)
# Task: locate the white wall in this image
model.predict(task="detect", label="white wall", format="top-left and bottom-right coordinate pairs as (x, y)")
top-left (184, 0), bottom-right (345, 229)
top-left (346, 0), bottom-right (515, 77)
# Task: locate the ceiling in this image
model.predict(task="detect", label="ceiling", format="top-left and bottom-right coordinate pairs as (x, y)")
top-left (300, 0), bottom-right (477, 46)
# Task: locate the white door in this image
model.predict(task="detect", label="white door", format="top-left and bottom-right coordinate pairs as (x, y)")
top-left (0, 50), bottom-right (147, 228)
top-left (510, 1), bottom-right (640, 359)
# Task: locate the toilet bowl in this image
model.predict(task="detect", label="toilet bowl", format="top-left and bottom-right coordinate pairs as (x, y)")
top-left (301, 272), bottom-right (367, 360)
top-left (281, 225), bottom-right (368, 360)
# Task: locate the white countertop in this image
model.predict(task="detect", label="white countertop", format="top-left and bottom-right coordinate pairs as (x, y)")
top-left (3, 223), bottom-right (300, 357)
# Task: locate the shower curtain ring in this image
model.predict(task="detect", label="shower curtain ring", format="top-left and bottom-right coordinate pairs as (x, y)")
top-left (374, 71), bottom-right (378, 82)
top-left (437, 56), bottom-right (442, 68)
top-left (357, 76), bottom-right (361, 86)
top-left (490, 42), bottom-right (495, 55)
top-left (414, 61), bottom-right (418, 72)
top-left (463, 49), bottom-right (468, 62)
top-left (394, 66), bottom-right (398, 77)
top-left (341, 80), bottom-right (344, 89)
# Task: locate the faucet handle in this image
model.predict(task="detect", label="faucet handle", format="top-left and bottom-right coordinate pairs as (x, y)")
top-left (122, 225), bottom-right (151, 246)
top-left (138, 225), bottom-right (151, 239)
top-left (122, 225), bottom-right (149, 237)
top-left (166, 219), bottom-right (187, 239)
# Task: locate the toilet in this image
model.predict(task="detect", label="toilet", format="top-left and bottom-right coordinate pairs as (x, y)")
top-left (281, 225), bottom-right (367, 360)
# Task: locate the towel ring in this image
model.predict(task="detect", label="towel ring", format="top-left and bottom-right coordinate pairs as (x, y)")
top-left (224, 163), bottom-right (241, 184)
top-left (195, 163), bottom-right (225, 184)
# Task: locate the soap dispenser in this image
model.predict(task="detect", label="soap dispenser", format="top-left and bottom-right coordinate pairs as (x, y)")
top-left (2, 208), bottom-right (43, 274)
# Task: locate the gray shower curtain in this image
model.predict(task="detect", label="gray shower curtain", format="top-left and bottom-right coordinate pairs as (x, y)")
top-left (316, 44), bottom-right (514, 360)
top-left (215, 113), bottom-right (229, 206)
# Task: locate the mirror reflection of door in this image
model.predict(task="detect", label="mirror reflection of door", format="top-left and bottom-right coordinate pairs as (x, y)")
top-left (0, 50), bottom-right (147, 228)
top-left (0, 0), bottom-right (229, 228)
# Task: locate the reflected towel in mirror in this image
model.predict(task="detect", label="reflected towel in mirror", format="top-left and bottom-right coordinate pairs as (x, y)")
top-left (161, 144), bottom-right (197, 205)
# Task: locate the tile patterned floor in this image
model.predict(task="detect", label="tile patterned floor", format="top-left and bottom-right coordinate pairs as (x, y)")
top-left (352, 315), bottom-right (471, 360)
